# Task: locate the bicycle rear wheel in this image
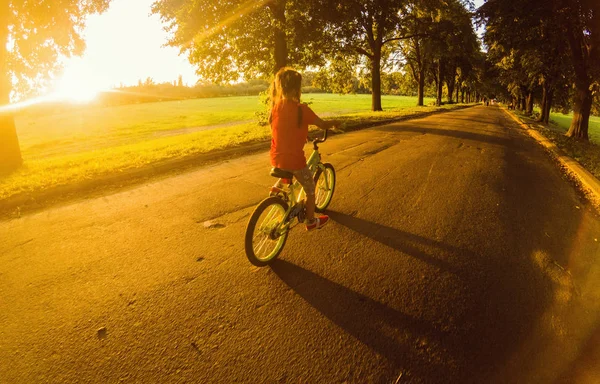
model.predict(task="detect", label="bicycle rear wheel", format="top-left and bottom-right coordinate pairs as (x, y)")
top-left (314, 163), bottom-right (336, 212)
top-left (244, 197), bottom-right (289, 267)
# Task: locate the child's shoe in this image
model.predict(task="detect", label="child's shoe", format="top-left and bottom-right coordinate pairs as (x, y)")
top-left (306, 215), bottom-right (329, 231)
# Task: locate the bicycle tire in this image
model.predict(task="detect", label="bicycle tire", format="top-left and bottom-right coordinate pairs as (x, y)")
top-left (314, 163), bottom-right (336, 212)
top-left (244, 196), bottom-right (289, 267)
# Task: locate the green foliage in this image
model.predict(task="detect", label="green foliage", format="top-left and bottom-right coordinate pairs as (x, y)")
top-left (318, 0), bottom-right (421, 109)
top-left (312, 70), bottom-right (331, 92)
top-left (479, 0), bottom-right (600, 137)
top-left (397, 0), bottom-right (481, 105)
top-left (382, 72), bottom-right (418, 96)
top-left (255, 90), bottom-right (271, 126)
top-left (309, 55), bottom-right (361, 94)
top-left (3, 0), bottom-right (111, 98)
top-left (593, 91), bottom-right (600, 117)
top-left (152, 0), bottom-right (330, 82)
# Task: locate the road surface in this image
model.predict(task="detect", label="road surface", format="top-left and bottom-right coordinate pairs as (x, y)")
top-left (1, 105), bottom-right (599, 383)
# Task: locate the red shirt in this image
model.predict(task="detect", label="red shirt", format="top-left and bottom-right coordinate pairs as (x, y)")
top-left (270, 100), bottom-right (317, 170)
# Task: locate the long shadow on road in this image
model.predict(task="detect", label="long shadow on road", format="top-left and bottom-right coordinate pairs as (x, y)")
top-left (315, 209), bottom-right (558, 383)
top-left (326, 210), bottom-right (476, 280)
top-left (374, 124), bottom-right (511, 147)
top-left (273, 211), bottom-right (511, 383)
top-left (270, 259), bottom-right (452, 383)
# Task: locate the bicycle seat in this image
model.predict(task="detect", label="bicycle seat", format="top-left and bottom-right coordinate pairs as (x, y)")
top-left (270, 167), bottom-right (294, 179)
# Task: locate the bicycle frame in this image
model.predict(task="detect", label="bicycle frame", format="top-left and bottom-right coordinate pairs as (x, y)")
top-left (269, 145), bottom-right (329, 235)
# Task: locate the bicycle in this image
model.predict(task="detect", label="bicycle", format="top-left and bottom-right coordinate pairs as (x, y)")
top-left (244, 129), bottom-right (336, 267)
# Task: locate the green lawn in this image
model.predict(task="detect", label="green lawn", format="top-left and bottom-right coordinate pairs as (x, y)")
top-left (15, 96), bottom-right (266, 160)
top-left (16, 94), bottom-right (435, 159)
top-left (519, 111), bottom-right (600, 180)
top-left (548, 112), bottom-right (600, 144)
top-left (3, 94), bottom-right (461, 200)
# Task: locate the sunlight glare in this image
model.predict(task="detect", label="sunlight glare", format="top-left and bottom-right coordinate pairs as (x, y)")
top-left (50, 59), bottom-right (108, 103)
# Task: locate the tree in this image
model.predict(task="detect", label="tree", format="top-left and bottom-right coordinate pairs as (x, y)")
top-left (399, 5), bottom-right (435, 106)
top-left (562, 0), bottom-right (600, 139)
top-left (423, 0), bottom-right (478, 106)
top-left (315, 55), bottom-right (361, 94)
top-left (322, 0), bottom-right (420, 111)
top-left (0, 0), bottom-right (110, 173)
top-left (152, 0), bottom-right (330, 83)
top-left (479, 0), bottom-right (600, 141)
top-left (480, 0), bottom-right (571, 122)
top-left (398, 0), bottom-right (478, 106)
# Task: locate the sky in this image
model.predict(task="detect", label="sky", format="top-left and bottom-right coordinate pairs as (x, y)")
top-left (53, 0), bottom-right (199, 95)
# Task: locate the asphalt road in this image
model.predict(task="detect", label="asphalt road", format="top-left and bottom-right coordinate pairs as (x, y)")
top-left (1, 106), bottom-right (600, 384)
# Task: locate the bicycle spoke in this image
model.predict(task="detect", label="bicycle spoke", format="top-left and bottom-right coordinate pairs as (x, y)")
top-left (259, 209), bottom-right (277, 231)
top-left (256, 208), bottom-right (279, 235)
top-left (251, 204), bottom-right (286, 260)
top-left (315, 167), bottom-right (334, 210)
top-left (245, 197), bottom-right (292, 266)
top-left (253, 231), bottom-right (268, 246)
top-left (255, 236), bottom-right (270, 256)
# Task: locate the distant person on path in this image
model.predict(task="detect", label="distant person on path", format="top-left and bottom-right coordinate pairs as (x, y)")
top-left (269, 67), bottom-right (339, 231)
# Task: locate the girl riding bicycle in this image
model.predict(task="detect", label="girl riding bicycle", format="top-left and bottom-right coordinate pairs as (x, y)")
top-left (269, 67), bottom-right (339, 231)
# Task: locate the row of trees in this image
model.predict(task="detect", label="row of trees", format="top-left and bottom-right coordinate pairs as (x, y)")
top-left (113, 71), bottom-right (443, 106)
top-left (0, 0), bottom-right (484, 173)
top-left (478, 0), bottom-right (599, 141)
top-left (152, 0), bottom-right (482, 110)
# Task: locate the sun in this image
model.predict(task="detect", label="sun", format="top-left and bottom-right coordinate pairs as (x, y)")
top-left (50, 59), bottom-right (109, 103)
top-left (53, 79), bottom-right (101, 103)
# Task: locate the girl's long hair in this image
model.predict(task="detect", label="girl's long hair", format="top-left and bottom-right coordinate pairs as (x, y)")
top-left (269, 67), bottom-right (303, 127)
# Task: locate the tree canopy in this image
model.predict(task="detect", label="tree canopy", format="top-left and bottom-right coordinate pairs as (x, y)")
top-left (0, 0), bottom-right (111, 173)
top-left (152, 0), bottom-right (330, 83)
top-left (154, 0), bottom-right (480, 111)
top-left (479, 0), bottom-right (600, 141)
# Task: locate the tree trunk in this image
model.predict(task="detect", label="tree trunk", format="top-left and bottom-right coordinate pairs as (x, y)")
top-left (417, 67), bottom-right (425, 106)
top-left (270, 1), bottom-right (287, 74)
top-left (520, 97), bottom-right (526, 111)
top-left (0, 2), bottom-right (21, 174)
top-left (455, 83), bottom-right (459, 103)
top-left (526, 91), bottom-right (534, 115)
top-left (566, 87), bottom-right (592, 140)
top-left (371, 47), bottom-right (382, 111)
top-left (461, 89), bottom-right (465, 103)
top-left (435, 60), bottom-right (444, 106)
top-left (543, 89), bottom-right (553, 124)
top-left (536, 81), bottom-right (553, 124)
top-left (565, 23), bottom-right (592, 141)
top-left (537, 82), bottom-right (548, 123)
top-left (446, 72), bottom-right (455, 104)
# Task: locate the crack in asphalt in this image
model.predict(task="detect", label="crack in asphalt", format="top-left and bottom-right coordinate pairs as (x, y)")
top-left (199, 203), bottom-right (257, 225)
top-left (360, 170), bottom-right (393, 200)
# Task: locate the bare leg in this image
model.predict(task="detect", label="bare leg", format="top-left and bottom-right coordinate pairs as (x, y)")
top-left (305, 194), bottom-right (315, 223)
top-left (291, 167), bottom-right (317, 224)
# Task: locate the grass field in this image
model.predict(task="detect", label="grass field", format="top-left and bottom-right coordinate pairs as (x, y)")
top-left (519, 111), bottom-right (600, 180)
top-left (2, 94), bottom-right (464, 201)
top-left (548, 112), bottom-right (600, 144)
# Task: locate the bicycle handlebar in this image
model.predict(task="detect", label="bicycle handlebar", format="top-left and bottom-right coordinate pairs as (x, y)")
top-left (312, 128), bottom-right (328, 144)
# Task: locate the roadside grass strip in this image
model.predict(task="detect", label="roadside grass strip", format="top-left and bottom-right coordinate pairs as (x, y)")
top-left (1, 94), bottom-right (469, 201)
top-left (513, 110), bottom-right (600, 182)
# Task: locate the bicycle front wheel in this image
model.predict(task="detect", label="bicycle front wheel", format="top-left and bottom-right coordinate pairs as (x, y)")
top-left (314, 163), bottom-right (336, 212)
top-left (244, 197), bottom-right (289, 267)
